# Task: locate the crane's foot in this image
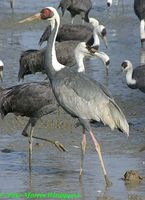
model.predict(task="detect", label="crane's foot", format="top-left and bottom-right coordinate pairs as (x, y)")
top-left (54, 141), bottom-right (67, 152)
top-left (79, 168), bottom-right (83, 182)
top-left (22, 130), bottom-right (29, 137)
top-left (105, 175), bottom-right (112, 187)
top-left (22, 131), bottom-right (67, 152)
top-left (139, 145), bottom-right (145, 152)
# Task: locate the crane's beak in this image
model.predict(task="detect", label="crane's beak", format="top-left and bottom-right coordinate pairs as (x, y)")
top-left (102, 36), bottom-right (108, 49)
top-left (18, 12), bottom-right (41, 23)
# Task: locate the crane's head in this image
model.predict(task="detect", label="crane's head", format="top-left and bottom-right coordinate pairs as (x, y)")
top-left (75, 42), bottom-right (110, 69)
top-left (96, 25), bottom-right (108, 48)
top-left (121, 60), bottom-right (132, 72)
top-left (19, 7), bottom-right (59, 24)
top-left (0, 60), bottom-right (4, 82)
top-left (107, 0), bottom-right (113, 7)
top-left (89, 17), bottom-right (99, 27)
top-left (57, 0), bottom-right (71, 16)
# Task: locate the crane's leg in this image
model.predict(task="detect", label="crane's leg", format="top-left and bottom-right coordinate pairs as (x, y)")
top-left (10, 0), bottom-right (15, 9)
top-left (22, 119), bottom-right (66, 152)
top-left (28, 125), bottom-right (34, 156)
top-left (28, 125), bottom-right (34, 170)
top-left (90, 130), bottom-right (112, 187)
top-left (79, 131), bottom-right (87, 178)
top-left (22, 120), bottom-right (31, 136)
top-left (82, 19), bottom-right (85, 25)
top-left (71, 16), bottom-right (74, 24)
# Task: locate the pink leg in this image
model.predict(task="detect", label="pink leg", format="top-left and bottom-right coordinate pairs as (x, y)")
top-left (90, 130), bottom-right (112, 187)
top-left (79, 132), bottom-right (87, 178)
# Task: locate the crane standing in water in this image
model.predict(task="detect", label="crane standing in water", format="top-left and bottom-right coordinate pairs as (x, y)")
top-left (19, 6), bottom-right (129, 186)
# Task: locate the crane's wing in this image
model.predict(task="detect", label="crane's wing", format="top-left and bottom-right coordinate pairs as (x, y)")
top-left (39, 25), bottom-right (51, 46)
top-left (53, 70), bottom-right (129, 135)
top-left (0, 82), bottom-right (55, 118)
top-left (18, 48), bottom-right (45, 80)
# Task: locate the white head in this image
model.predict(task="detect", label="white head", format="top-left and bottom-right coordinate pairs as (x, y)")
top-left (89, 17), bottom-right (99, 27)
top-left (107, 0), bottom-right (113, 7)
top-left (96, 25), bottom-right (108, 48)
top-left (121, 60), bottom-right (133, 72)
top-left (93, 51), bottom-right (110, 68)
top-left (121, 60), bottom-right (136, 85)
top-left (75, 42), bottom-right (110, 72)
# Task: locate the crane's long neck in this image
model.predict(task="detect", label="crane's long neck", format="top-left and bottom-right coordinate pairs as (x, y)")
top-left (45, 17), bottom-right (65, 81)
top-left (93, 28), bottom-right (100, 47)
top-left (126, 67), bottom-right (136, 85)
top-left (75, 52), bottom-right (85, 72)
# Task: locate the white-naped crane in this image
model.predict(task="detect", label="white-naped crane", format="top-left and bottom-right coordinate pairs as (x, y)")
top-left (19, 6), bottom-right (129, 186)
top-left (18, 40), bottom-right (110, 81)
top-left (39, 17), bottom-right (108, 49)
top-left (121, 60), bottom-right (145, 93)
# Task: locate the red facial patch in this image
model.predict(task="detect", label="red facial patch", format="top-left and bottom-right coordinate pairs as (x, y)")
top-left (40, 8), bottom-right (54, 20)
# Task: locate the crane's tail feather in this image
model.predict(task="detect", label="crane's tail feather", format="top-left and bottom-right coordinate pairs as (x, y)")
top-left (108, 101), bottom-right (129, 136)
top-left (98, 100), bottom-right (129, 136)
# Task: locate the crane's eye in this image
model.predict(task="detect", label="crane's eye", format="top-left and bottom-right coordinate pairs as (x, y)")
top-left (101, 28), bottom-right (107, 37)
top-left (121, 62), bottom-right (128, 69)
top-left (40, 8), bottom-right (54, 20)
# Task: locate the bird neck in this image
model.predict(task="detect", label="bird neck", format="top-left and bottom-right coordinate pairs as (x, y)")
top-left (126, 67), bottom-right (136, 85)
top-left (45, 18), bottom-right (65, 80)
top-left (140, 20), bottom-right (145, 40)
top-left (75, 51), bottom-right (85, 72)
top-left (93, 28), bottom-right (100, 47)
top-left (94, 52), bottom-right (108, 66)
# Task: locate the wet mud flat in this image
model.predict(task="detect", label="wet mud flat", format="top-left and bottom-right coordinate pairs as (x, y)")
top-left (0, 0), bottom-right (145, 200)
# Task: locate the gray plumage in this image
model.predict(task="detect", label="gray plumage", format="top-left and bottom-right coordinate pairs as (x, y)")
top-left (42, 6), bottom-right (129, 137)
top-left (18, 41), bottom-right (79, 81)
top-left (50, 68), bottom-right (129, 135)
top-left (134, 0), bottom-right (145, 46)
top-left (0, 81), bottom-right (57, 133)
top-left (122, 60), bottom-right (145, 93)
top-left (39, 24), bottom-right (94, 46)
top-left (58, 0), bottom-right (92, 23)
top-left (134, 0), bottom-right (145, 21)
top-left (20, 6), bottom-right (129, 186)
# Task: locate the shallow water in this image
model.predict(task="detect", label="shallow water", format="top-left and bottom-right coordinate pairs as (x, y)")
top-left (0, 0), bottom-right (145, 200)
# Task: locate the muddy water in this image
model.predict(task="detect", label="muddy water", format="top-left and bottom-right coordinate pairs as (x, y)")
top-left (0, 0), bottom-right (145, 200)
